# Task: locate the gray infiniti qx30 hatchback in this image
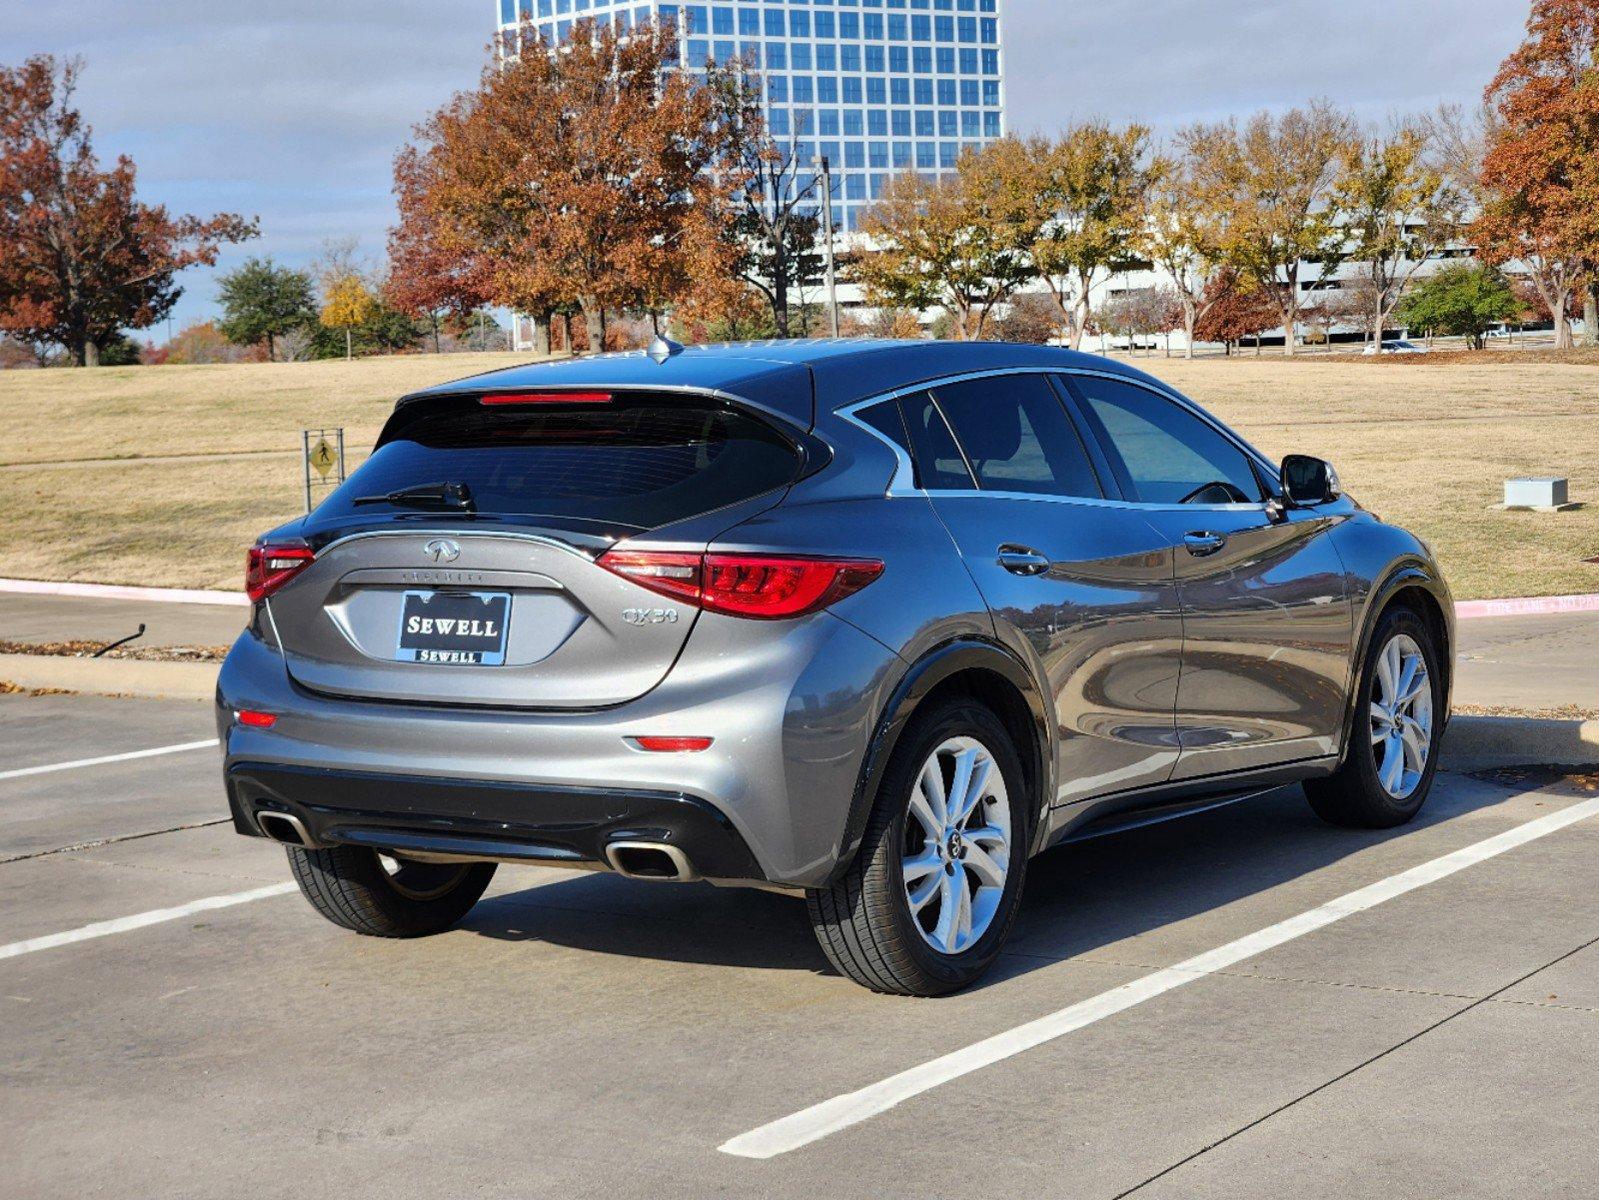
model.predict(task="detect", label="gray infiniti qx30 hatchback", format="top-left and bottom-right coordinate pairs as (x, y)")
top-left (218, 340), bottom-right (1452, 995)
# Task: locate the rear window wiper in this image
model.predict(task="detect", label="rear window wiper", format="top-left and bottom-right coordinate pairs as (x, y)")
top-left (352, 481), bottom-right (476, 512)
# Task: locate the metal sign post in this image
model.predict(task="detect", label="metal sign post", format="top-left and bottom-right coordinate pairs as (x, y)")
top-left (302, 428), bottom-right (346, 514)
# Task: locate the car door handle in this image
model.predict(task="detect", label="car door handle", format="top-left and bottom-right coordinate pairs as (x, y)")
top-left (997, 545), bottom-right (1052, 576)
top-left (1183, 531), bottom-right (1228, 557)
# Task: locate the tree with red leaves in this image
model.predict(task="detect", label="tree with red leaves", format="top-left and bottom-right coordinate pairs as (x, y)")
top-left (1193, 268), bottom-right (1280, 356)
top-left (1476, 0), bottom-right (1599, 349)
top-left (386, 144), bottom-right (491, 353)
top-left (0, 56), bottom-right (256, 366)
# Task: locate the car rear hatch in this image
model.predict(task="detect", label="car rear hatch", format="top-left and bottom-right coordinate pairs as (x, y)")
top-left (264, 387), bottom-right (810, 710)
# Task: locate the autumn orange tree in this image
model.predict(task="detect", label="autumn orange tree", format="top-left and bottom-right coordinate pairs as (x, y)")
top-left (387, 143), bottom-right (491, 352)
top-left (394, 20), bottom-right (745, 352)
top-left (1018, 126), bottom-right (1155, 350)
top-left (1143, 148), bottom-right (1226, 359)
top-left (856, 141), bottom-right (1037, 339)
top-left (1476, 0), bottom-right (1599, 349)
top-left (1335, 125), bottom-right (1461, 347)
top-left (0, 55), bottom-right (255, 365)
top-left (1182, 102), bottom-right (1357, 356)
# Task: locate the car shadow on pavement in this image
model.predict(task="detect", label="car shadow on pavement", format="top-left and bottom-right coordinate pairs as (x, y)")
top-left (457, 770), bottom-right (1530, 990)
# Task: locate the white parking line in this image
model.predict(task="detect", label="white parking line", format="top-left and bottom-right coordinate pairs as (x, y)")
top-left (0, 739), bottom-right (219, 782)
top-left (0, 883), bottom-right (296, 962)
top-left (720, 793), bottom-right (1599, 1160)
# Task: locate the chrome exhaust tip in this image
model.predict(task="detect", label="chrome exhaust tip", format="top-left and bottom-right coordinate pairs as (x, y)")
top-left (255, 810), bottom-right (323, 849)
top-left (603, 841), bottom-right (699, 883)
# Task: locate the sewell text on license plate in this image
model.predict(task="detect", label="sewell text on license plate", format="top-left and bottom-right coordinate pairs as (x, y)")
top-left (396, 590), bottom-right (511, 666)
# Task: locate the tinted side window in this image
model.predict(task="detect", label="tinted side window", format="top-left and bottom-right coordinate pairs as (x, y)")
top-left (855, 399), bottom-right (912, 461)
top-left (933, 374), bottom-right (1103, 499)
top-left (1072, 377), bottom-right (1263, 505)
top-left (898, 391), bottom-right (976, 490)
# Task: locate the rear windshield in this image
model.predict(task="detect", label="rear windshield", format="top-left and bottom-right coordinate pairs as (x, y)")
top-left (318, 397), bottom-right (803, 531)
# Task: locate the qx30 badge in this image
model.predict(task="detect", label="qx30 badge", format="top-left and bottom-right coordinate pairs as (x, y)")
top-left (423, 538), bottom-right (461, 564)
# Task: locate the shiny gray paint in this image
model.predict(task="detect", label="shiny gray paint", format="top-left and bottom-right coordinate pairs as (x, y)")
top-left (218, 341), bottom-right (1454, 889)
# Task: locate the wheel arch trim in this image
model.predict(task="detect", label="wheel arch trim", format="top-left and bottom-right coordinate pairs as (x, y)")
top-left (1339, 562), bottom-right (1454, 762)
top-left (824, 637), bottom-right (1055, 886)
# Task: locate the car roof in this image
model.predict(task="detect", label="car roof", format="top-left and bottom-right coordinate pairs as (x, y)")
top-left (399, 340), bottom-right (1169, 430)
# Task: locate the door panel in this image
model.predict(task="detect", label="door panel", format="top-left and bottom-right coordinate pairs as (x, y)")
top-left (929, 495), bottom-right (1185, 804)
top-left (1062, 372), bottom-right (1354, 778)
top-left (909, 375), bottom-right (1184, 806)
top-left (1142, 505), bottom-right (1354, 777)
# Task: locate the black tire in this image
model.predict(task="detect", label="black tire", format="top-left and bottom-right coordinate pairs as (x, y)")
top-left (1306, 605), bottom-right (1445, 829)
top-left (806, 697), bottom-right (1030, 996)
top-left (286, 844), bottom-right (496, 937)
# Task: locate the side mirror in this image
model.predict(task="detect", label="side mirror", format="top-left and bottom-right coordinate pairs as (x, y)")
top-left (1281, 455), bottom-right (1341, 507)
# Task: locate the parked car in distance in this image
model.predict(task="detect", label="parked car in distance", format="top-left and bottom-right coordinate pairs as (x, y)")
top-left (218, 340), bottom-right (1453, 996)
top-left (1362, 340), bottom-right (1428, 355)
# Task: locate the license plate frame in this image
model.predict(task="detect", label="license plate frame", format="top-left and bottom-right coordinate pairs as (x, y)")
top-left (395, 590), bottom-right (512, 666)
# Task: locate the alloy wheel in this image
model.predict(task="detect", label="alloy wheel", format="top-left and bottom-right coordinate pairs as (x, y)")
top-left (1369, 632), bottom-right (1433, 800)
top-left (901, 736), bottom-right (1012, 955)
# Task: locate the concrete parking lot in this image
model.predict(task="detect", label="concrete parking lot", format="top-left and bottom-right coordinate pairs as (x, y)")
top-left (4, 678), bottom-right (1599, 1197)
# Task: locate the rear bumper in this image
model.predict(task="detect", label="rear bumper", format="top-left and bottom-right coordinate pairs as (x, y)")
top-left (227, 761), bottom-right (764, 882)
top-left (216, 604), bottom-right (903, 888)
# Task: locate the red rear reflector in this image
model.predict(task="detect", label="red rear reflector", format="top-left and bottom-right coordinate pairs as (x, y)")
top-left (597, 550), bottom-right (883, 619)
top-left (245, 542), bottom-right (315, 602)
top-left (235, 709), bottom-right (277, 729)
top-left (630, 736), bottom-right (714, 753)
top-left (479, 391), bottom-right (613, 405)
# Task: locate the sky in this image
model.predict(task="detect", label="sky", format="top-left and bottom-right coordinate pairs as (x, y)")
top-left (9, 0), bottom-right (1531, 336)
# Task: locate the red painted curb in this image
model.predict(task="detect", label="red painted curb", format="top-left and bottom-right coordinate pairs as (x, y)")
top-left (1455, 593), bottom-right (1599, 620)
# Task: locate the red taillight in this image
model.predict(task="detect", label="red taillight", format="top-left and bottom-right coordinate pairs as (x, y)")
top-left (245, 542), bottom-right (314, 602)
top-left (629, 736), bottom-right (714, 753)
top-left (479, 391), bottom-right (613, 405)
top-left (235, 709), bottom-right (277, 729)
top-left (597, 549), bottom-right (884, 619)
top-left (597, 550), bottom-right (703, 604)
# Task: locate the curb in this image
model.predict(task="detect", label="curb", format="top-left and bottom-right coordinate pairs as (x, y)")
top-left (0, 653), bottom-right (217, 702)
top-left (1442, 714), bottom-right (1599, 769)
top-left (1455, 593), bottom-right (1599, 620)
top-left (0, 578), bottom-right (247, 607)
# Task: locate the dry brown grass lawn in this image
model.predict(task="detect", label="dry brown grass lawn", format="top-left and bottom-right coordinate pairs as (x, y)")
top-left (1, 350), bottom-right (1596, 599)
top-left (1133, 355), bottom-right (1599, 601)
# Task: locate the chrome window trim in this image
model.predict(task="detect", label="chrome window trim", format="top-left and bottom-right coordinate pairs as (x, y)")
top-left (837, 365), bottom-right (1278, 514)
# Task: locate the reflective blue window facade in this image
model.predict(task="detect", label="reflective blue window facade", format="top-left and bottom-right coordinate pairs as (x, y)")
top-left (497, 0), bottom-right (1006, 232)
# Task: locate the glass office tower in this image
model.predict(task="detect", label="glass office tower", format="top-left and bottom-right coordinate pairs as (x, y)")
top-left (495, 0), bottom-right (1006, 232)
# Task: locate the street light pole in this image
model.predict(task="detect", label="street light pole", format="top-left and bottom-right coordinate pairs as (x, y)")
top-left (815, 156), bottom-right (841, 338)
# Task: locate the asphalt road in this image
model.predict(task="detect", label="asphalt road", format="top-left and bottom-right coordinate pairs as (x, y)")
top-left (3, 688), bottom-right (1598, 1198)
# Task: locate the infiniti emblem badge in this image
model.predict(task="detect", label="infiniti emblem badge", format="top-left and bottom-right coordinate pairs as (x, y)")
top-left (423, 538), bottom-right (461, 564)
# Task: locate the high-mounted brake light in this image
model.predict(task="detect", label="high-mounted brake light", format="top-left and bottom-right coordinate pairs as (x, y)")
top-left (246, 542), bottom-right (314, 603)
top-left (478, 391), bottom-right (613, 406)
top-left (598, 550), bottom-right (884, 619)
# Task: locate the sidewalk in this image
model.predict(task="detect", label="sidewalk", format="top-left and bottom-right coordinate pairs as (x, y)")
top-left (1455, 611), bottom-right (1599, 713)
